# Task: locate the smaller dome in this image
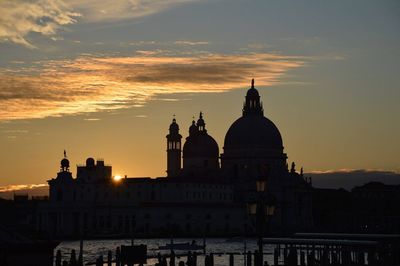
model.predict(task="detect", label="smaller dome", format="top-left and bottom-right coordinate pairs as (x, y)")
top-left (183, 134), bottom-right (219, 158)
top-left (61, 158), bottom-right (70, 169)
top-left (86, 157), bottom-right (95, 167)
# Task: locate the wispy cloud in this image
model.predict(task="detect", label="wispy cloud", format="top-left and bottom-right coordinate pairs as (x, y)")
top-left (174, 40), bottom-right (209, 46)
top-left (0, 0), bottom-right (197, 48)
top-left (0, 0), bottom-right (80, 48)
top-left (0, 52), bottom-right (305, 121)
top-left (67, 0), bottom-right (197, 23)
top-left (0, 183), bottom-right (48, 193)
top-left (83, 118), bottom-right (100, 121)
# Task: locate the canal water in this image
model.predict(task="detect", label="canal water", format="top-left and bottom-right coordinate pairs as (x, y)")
top-left (57, 238), bottom-right (276, 265)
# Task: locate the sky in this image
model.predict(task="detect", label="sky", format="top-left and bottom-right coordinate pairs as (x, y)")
top-left (0, 0), bottom-right (399, 193)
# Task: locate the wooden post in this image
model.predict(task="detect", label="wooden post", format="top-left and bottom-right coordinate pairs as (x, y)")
top-left (193, 252), bottom-right (197, 266)
top-left (254, 250), bottom-right (259, 266)
top-left (116, 246), bottom-right (121, 266)
top-left (247, 251), bottom-right (252, 266)
top-left (204, 255), bottom-right (210, 266)
top-left (70, 249), bottom-right (77, 266)
top-left (79, 238), bottom-right (83, 266)
top-left (162, 256), bottom-right (168, 266)
top-left (107, 250), bottom-right (112, 266)
top-left (187, 251), bottom-right (192, 266)
top-left (170, 250), bottom-right (175, 266)
top-left (229, 253), bottom-right (234, 266)
top-left (56, 250), bottom-right (62, 266)
top-left (274, 248), bottom-right (278, 266)
top-left (283, 247), bottom-right (288, 266)
top-left (300, 251), bottom-right (305, 266)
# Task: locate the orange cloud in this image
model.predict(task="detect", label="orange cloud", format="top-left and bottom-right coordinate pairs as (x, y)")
top-left (0, 52), bottom-right (305, 121)
top-left (0, 183), bottom-right (48, 193)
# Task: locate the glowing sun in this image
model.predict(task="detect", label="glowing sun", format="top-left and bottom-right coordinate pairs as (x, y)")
top-left (113, 175), bottom-right (123, 182)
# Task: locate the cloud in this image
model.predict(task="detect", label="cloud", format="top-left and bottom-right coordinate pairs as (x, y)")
top-left (0, 0), bottom-right (80, 48)
top-left (308, 169), bottom-right (400, 190)
top-left (67, 0), bottom-right (197, 23)
top-left (0, 52), bottom-right (305, 121)
top-left (0, 183), bottom-right (48, 200)
top-left (174, 40), bottom-right (209, 46)
top-left (0, 183), bottom-right (48, 193)
top-left (0, 0), bottom-right (197, 48)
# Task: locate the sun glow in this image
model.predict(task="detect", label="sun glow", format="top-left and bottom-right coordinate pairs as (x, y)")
top-left (113, 175), bottom-right (123, 182)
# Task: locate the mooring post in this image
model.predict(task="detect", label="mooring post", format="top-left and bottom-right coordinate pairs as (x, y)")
top-left (254, 250), bottom-right (259, 266)
top-left (70, 249), bottom-right (77, 266)
top-left (229, 253), bottom-right (234, 266)
top-left (187, 251), bottom-right (192, 266)
top-left (56, 250), bottom-right (62, 266)
top-left (300, 251), bottom-right (305, 266)
top-left (170, 250), bottom-right (176, 266)
top-left (116, 246), bottom-right (121, 266)
top-left (273, 248), bottom-right (278, 266)
top-left (193, 252), bottom-right (197, 266)
top-left (247, 251), bottom-right (252, 266)
top-left (79, 238), bottom-right (83, 266)
top-left (107, 250), bottom-right (112, 266)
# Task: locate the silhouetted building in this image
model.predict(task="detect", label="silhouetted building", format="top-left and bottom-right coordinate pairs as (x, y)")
top-left (351, 182), bottom-right (400, 233)
top-left (38, 80), bottom-right (313, 237)
top-left (312, 182), bottom-right (400, 233)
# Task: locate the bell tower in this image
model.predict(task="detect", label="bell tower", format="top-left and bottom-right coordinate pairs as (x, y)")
top-left (166, 116), bottom-right (182, 177)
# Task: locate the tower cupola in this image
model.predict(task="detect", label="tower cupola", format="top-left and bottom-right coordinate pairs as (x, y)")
top-left (166, 116), bottom-right (182, 177)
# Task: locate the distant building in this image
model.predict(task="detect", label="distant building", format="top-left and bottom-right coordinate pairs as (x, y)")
top-left (38, 80), bottom-right (313, 237)
top-left (312, 182), bottom-right (400, 233)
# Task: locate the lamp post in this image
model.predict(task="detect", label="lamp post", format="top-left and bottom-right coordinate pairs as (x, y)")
top-left (247, 177), bottom-right (276, 266)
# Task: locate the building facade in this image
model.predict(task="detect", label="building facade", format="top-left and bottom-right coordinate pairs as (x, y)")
top-left (38, 80), bottom-right (313, 238)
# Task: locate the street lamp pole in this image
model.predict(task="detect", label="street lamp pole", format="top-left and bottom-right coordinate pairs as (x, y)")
top-left (250, 177), bottom-right (275, 266)
top-left (256, 178), bottom-right (266, 266)
top-left (257, 199), bottom-right (264, 266)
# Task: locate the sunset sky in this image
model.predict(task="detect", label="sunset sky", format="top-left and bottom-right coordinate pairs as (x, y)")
top-left (0, 0), bottom-right (399, 192)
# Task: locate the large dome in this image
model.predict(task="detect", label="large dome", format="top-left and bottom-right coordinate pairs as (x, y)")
top-left (183, 133), bottom-right (219, 158)
top-left (223, 80), bottom-right (283, 152)
top-left (224, 115), bottom-right (283, 151)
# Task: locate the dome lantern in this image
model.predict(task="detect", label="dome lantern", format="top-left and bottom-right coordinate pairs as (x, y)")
top-left (243, 79), bottom-right (263, 116)
top-left (60, 150), bottom-right (70, 172)
top-left (197, 112), bottom-right (206, 132)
